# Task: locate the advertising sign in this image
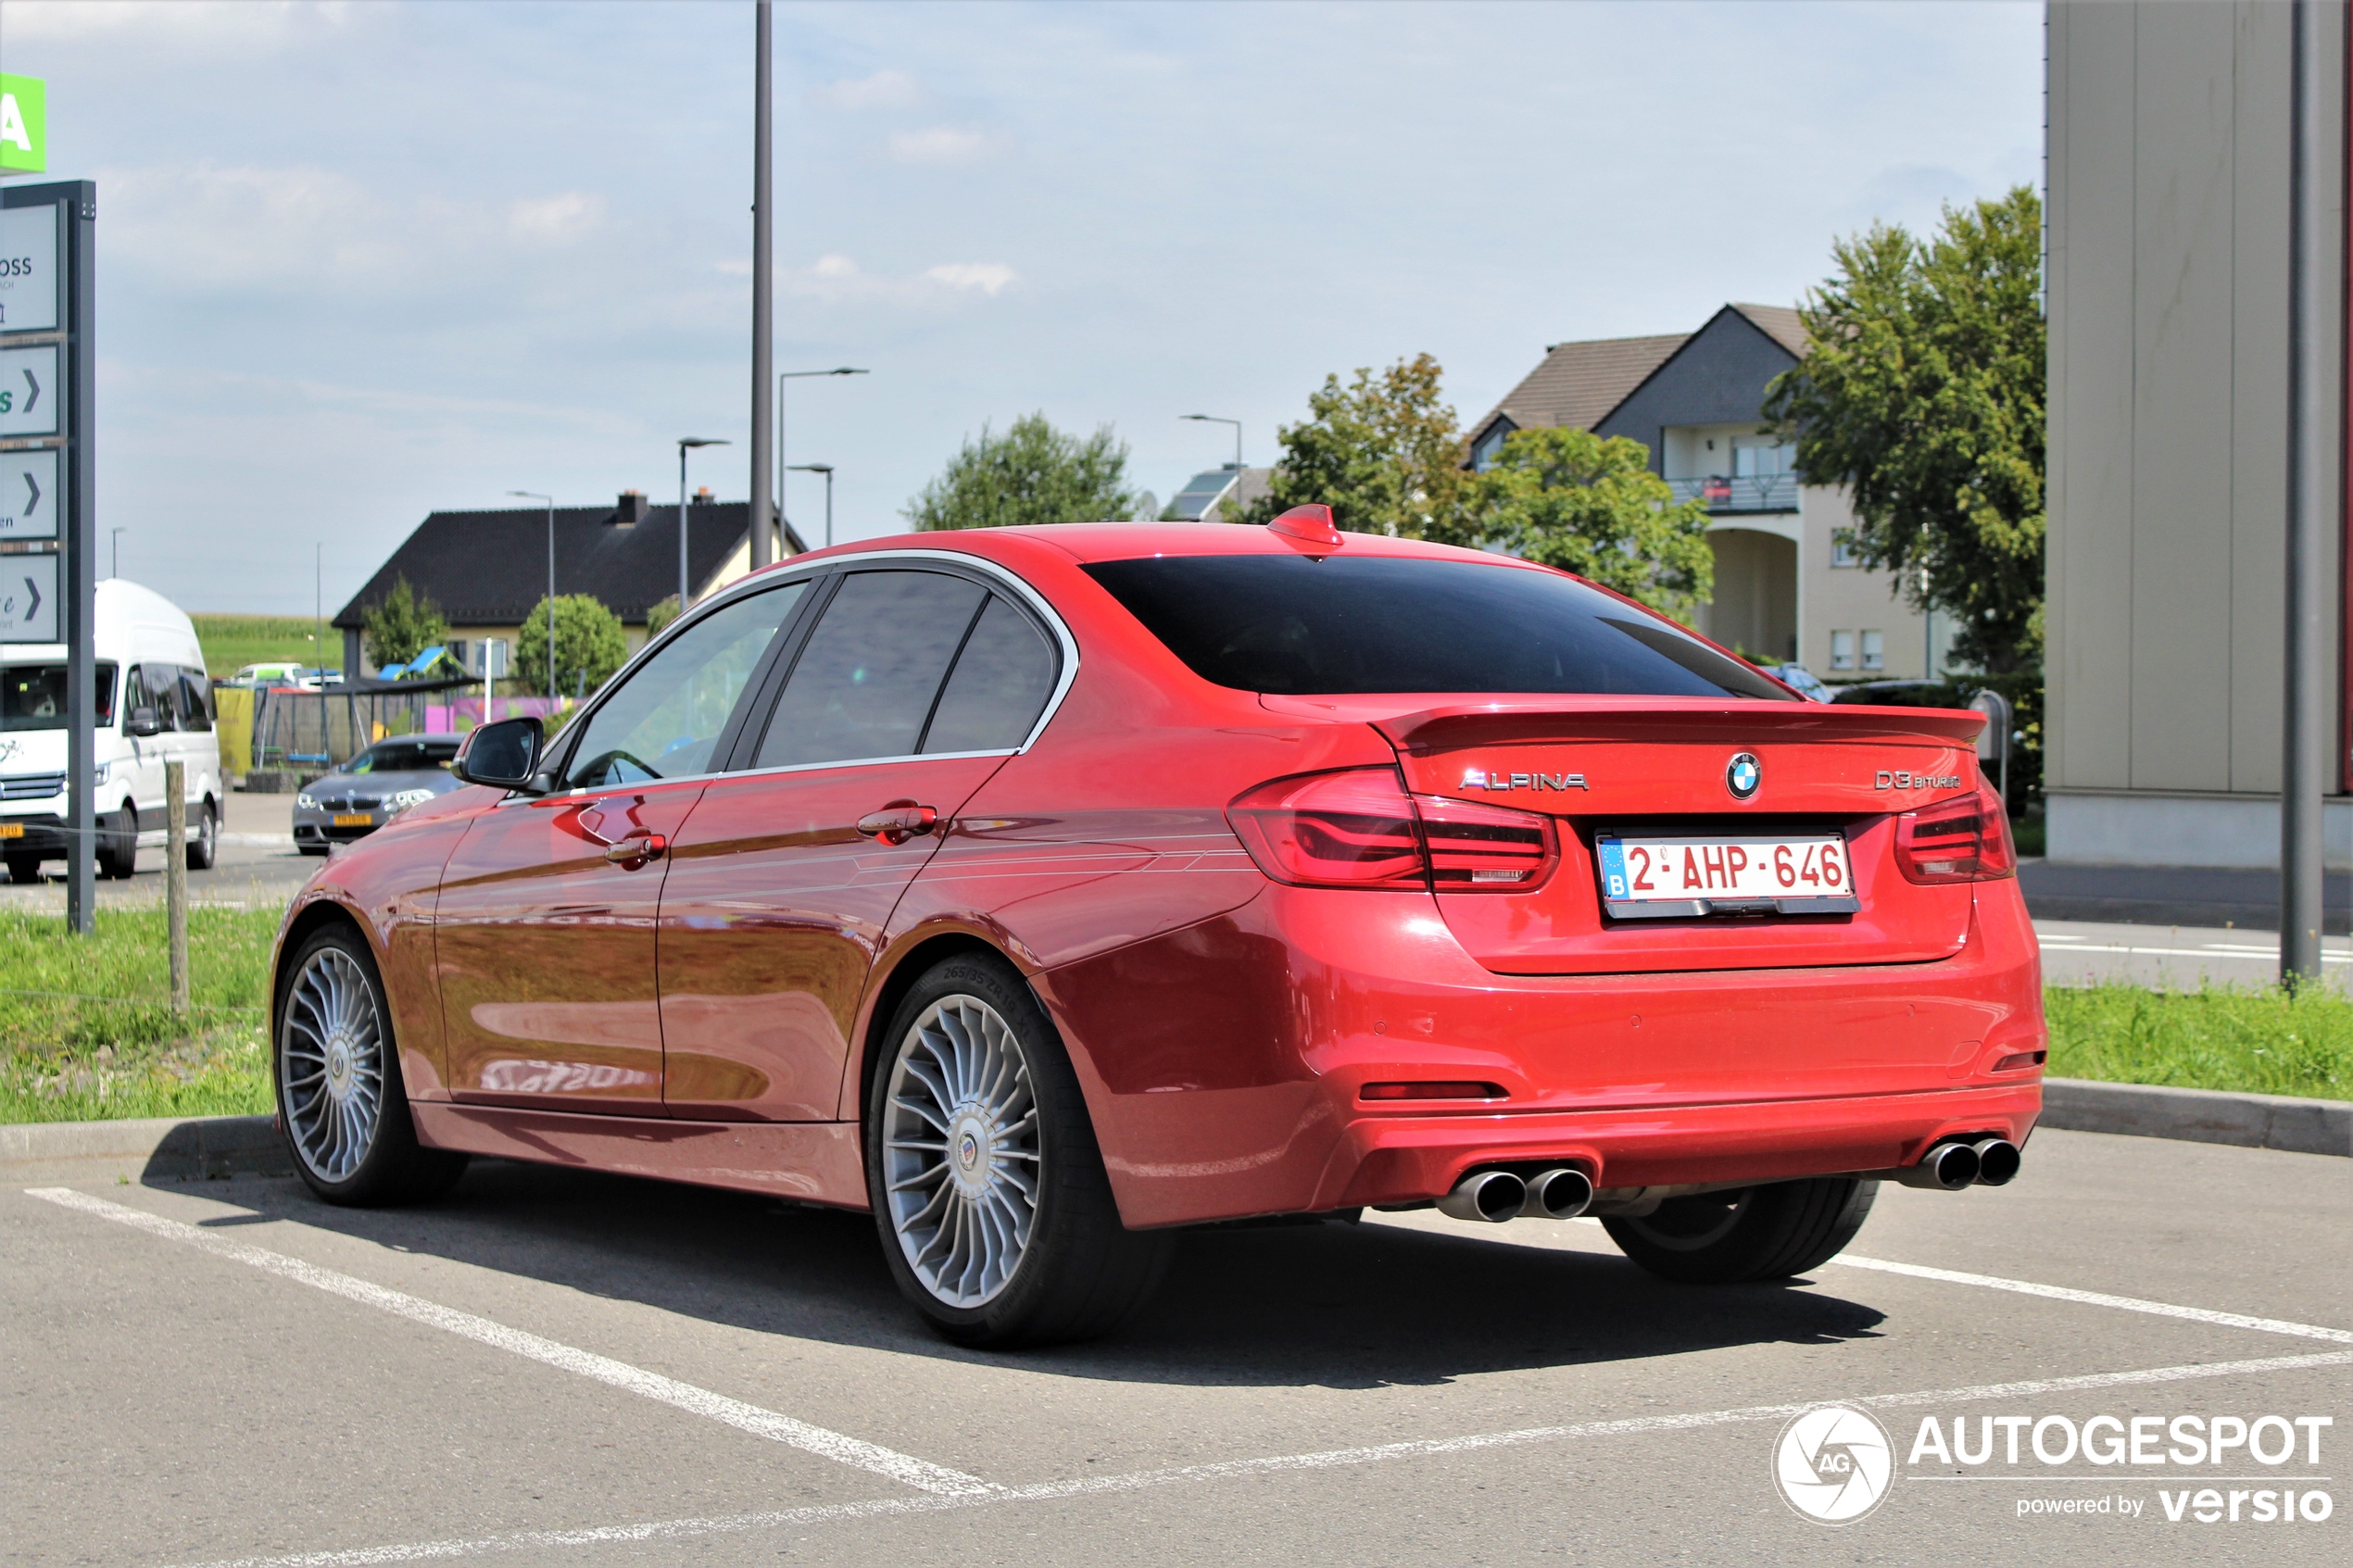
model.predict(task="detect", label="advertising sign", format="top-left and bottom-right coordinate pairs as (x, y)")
top-left (0, 343), bottom-right (58, 436)
top-left (0, 202), bottom-right (57, 329)
top-left (0, 550), bottom-right (56, 641)
top-left (0, 449), bottom-right (58, 539)
top-left (0, 75), bottom-right (45, 178)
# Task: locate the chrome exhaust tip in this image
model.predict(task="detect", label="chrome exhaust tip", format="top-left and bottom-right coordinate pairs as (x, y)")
top-left (1969, 1137), bottom-right (2021, 1186)
top-left (1520, 1167), bottom-right (1595, 1220)
top-left (1437, 1170), bottom-right (1527, 1223)
top-left (1894, 1140), bottom-right (1981, 1190)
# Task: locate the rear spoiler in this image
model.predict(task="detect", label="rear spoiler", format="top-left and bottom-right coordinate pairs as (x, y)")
top-left (1371, 696), bottom-right (1985, 754)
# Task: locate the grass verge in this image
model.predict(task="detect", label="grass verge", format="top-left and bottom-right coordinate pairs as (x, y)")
top-left (2045, 982), bottom-right (2353, 1102)
top-left (1, 906), bottom-right (278, 1123)
top-left (189, 613), bottom-right (333, 678)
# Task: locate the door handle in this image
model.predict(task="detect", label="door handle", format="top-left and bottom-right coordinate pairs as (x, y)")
top-left (603, 832), bottom-right (667, 866)
top-left (856, 804), bottom-right (939, 847)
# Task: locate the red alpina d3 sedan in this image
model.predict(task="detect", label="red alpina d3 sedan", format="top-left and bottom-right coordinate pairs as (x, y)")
top-left (271, 508), bottom-right (2042, 1346)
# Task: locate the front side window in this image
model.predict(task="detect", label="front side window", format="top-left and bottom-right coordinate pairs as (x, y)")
top-left (752, 571), bottom-right (988, 769)
top-left (560, 583), bottom-right (806, 790)
top-left (176, 668), bottom-right (215, 732)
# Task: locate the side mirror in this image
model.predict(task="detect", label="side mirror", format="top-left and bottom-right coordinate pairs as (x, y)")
top-left (126, 707), bottom-right (164, 737)
top-left (453, 716), bottom-right (546, 791)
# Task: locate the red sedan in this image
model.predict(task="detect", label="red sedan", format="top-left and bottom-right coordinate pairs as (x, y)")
top-left (271, 508), bottom-right (2042, 1347)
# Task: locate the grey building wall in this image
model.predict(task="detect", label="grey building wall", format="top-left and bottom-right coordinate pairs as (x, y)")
top-left (2046, 0), bottom-right (2347, 867)
top-left (1593, 310), bottom-right (1800, 470)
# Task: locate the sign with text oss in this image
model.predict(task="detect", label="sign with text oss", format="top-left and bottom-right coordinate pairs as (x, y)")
top-left (0, 450), bottom-right (58, 540)
top-left (0, 203), bottom-right (57, 329)
top-left (0, 76), bottom-right (43, 179)
top-left (0, 345), bottom-right (58, 436)
top-left (0, 552), bottom-right (56, 642)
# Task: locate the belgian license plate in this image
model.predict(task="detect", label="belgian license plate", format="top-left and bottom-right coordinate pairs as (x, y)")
top-left (333, 813), bottom-right (373, 828)
top-left (0, 822), bottom-right (21, 839)
top-left (1596, 832), bottom-right (1858, 919)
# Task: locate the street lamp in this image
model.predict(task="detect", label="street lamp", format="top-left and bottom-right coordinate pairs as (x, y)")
top-left (507, 491), bottom-right (556, 697)
top-left (787, 464), bottom-right (835, 548)
top-left (109, 527), bottom-right (124, 580)
top-left (780, 368), bottom-right (868, 553)
top-left (1181, 413), bottom-right (1243, 470)
top-left (676, 438), bottom-right (729, 611)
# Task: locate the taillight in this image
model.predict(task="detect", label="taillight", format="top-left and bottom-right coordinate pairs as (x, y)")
top-left (1894, 778), bottom-right (2017, 884)
top-left (1227, 769), bottom-right (1556, 893)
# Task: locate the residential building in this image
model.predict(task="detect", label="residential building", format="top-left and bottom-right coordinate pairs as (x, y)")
top-left (332, 492), bottom-right (804, 680)
top-left (1467, 305), bottom-right (1944, 681)
top-left (1163, 464), bottom-right (1274, 522)
top-left (2046, 0), bottom-right (2347, 868)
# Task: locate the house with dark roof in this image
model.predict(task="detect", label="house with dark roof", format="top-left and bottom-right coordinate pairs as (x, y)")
top-left (1467, 304), bottom-right (1938, 681)
top-left (1163, 464), bottom-right (1274, 521)
top-left (331, 492), bottom-right (805, 678)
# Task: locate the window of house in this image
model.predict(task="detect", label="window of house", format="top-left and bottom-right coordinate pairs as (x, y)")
top-left (1470, 420), bottom-right (1515, 472)
top-left (1831, 531), bottom-right (1859, 568)
top-left (1830, 631), bottom-right (1856, 671)
top-left (1731, 439), bottom-right (1796, 479)
top-left (1860, 630), bottom-right (1885, 671)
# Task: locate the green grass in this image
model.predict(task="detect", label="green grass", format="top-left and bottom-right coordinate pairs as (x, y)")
top-left (2045, 983), bottom-right (2353, 1101)
top-left (189, 614), bottom-right (334, 678)
top-left (0, 906), bottom-right (279, 1123)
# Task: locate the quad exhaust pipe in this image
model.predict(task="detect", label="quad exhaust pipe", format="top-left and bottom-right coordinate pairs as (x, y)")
top-left (1436, 1166), bottom-right (1594, 1223)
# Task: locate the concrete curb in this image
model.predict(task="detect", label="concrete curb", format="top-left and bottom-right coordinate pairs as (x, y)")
top-left (2039, 1077), bottom-right (2353, 1158)
top-left (0, 1114), bottom-right (290, 1185)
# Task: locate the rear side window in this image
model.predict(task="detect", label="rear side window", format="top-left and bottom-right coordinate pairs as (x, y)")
top-left (923, 596), bottom-right (1058, 754)
top-left (1083, 555), bottom-right (1791, 701)
top-left (754, 571), bottom-right (988, 768)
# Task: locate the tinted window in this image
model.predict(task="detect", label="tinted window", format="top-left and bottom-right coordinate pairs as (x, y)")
top-left (1083, 555), bottom-right (1792, 700)
top-left (3, 663), bottom-right (118, 729)
top-left (175, 667), bottom-right (214, 733)
top-left (560, 582), bottom-right (806, 790)
top-left (922, 596), bottom-right (1058, 754)
top-left (754, 571), bottom-right (987, 768)
top-left (351, 740), bottom-right (458, 773)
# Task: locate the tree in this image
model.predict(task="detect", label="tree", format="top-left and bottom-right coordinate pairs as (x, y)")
top-left (514, 594), bottom-right (630, 698)
top-left (1474, 426), bottom-right (1717, 621)
top-left (1762, 185), bottom-right (2045, 673)
top-left (361, 577), bottom-right (447, 671)
top-left (1235, 353), bottom-right (1474, 543)
top-left (904, 412), bottom-right (1142, 531)
top-left (645, 595), bottom-right (682, 639)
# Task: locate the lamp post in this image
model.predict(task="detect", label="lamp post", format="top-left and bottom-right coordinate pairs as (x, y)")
top-left (676, 438), bottom-right (729, 611)
top-left (508, 490), bottom-right (556, 696)
top-left (787, 464), bottom-right (835, 548)
top-left (780, 368), bottom-right (868, 552)
top-left (109, 527), bottom-right (123, 579)
top-left (1181, 413), bottom-right (1243, 471)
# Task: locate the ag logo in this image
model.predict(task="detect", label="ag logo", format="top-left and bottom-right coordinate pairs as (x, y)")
top-left (1726, 751), bottom-right (1762, 801)
top-left (1772, 1404), bottom-right (1893, 1524)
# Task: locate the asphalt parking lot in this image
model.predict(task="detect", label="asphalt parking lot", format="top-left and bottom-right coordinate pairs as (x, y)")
top-left (5, 1127), bottom-right (2345, 1567)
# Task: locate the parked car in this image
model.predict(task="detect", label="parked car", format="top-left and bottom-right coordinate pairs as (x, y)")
top-left (1, 580), bottom-right (224, 883)
top-left (269, 511), bottom-right (2041, 1347)
top-left (292, 734), bottom-right (465, 855)
top-left (225, 661), bottom-right (309, 689)
top-left (1830, 678), bottom-right (1954, 707)
top-left (1761, 662), bottom-right (1834, 703)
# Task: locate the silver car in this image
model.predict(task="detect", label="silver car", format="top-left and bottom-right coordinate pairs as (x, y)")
top-left (293, 734), bottom-right (465, 855)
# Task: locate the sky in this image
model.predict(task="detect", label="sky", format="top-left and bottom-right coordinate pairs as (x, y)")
top-left (0, 0), bottom-right (2044, 616)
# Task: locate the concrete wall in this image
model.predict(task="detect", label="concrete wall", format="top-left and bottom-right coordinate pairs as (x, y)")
top-left (2046, 0), bottom-right (2345, 865)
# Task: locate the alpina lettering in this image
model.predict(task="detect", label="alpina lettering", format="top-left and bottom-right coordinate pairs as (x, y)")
top-left (1460, 767), bottom-right (1589, 793)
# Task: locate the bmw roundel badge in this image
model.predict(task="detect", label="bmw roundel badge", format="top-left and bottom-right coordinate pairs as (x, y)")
top-left (1727, 752), bottom-right (1762, 800)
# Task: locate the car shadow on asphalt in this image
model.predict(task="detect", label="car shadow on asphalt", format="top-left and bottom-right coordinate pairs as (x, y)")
top-left (180, 1158), bottom-right (1886, 1390)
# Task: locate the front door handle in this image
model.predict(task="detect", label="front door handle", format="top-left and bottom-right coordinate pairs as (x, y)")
top-left (603, 832), bottom-right (667, 867)
top-left (856, 804), bottom-right (939, 847)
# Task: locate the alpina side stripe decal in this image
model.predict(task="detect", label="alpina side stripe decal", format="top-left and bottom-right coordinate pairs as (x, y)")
top-left (25, 1188), bottom-right (997, 1498)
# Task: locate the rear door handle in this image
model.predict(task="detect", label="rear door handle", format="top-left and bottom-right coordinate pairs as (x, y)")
top-left (603, 832), bottom-right (667, 867)
top-left (856, 804), bottom-right (939, 847)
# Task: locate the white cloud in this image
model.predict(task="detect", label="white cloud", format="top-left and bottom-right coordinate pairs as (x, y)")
top-left (811, 69), bottom-right (923, 110)
top-left (3, 0), bottom-right (350, 44)
top-left (507, 191), bottom-right (605, 244)
top-left (923, 262), bottom-right (1016, 296)
top-left (887, 126), bottom-right (1004, 166)
top-left (754, 253), bottom-right (1019, 306)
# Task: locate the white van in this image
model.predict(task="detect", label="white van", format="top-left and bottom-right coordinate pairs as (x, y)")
top-left (0, 579), bottom-right (225, 884)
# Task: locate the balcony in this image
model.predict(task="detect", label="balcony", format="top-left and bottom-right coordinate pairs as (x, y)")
top-left (1668, 472), bottom-right (1800, 513)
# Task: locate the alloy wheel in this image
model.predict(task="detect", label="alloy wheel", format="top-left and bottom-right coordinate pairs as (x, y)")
top-left (280, 947), bottom-right (385, 1184)
top-left (881, 994), bottom-right (1041, 1308)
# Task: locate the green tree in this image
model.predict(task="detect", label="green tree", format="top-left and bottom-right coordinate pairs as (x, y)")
top-left (1762, 185), bottom-right (2045, 673)
top-left (361, 577), bottom-right (448, 671)
top-left (514, 594), bottom-right (630, 698)
top-left (904, 412), bottom-right (1142, 530)
top-left (644, 595), bottom-right (682, 639)
top-left (1236, 353), bottom-right (1473, 543)
top-left (1474, 426), bottom-right (1717, 620)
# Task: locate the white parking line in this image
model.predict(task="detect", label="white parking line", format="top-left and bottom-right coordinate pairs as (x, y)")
top-left (1833, 1254), bottom-right (2353, 1344)
top-left (24, 1188), bottom-right (994, 1498)
top-left (166, 1348), bottom-right (2353, 1568)
top-left (2036, 935), bottom-right (2353, 964)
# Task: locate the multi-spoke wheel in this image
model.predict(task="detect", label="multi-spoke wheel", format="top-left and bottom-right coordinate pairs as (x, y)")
top-left (274, 925), bottom-right (467, 1206)
top-left (867, 953), bottom-right (1171, 1347)
top-left (1601, 1177), bottom-right (1878, 1284)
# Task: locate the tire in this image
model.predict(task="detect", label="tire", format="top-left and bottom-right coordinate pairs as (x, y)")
top-left (1602, 1177), bottom-right (1879, 1285)
top-left (96, 804), bottom-right (138, 880)
top-left (274, 923), bottom-right (469, 1206)
top-left (5, 852), bottom-right (41, 885)
top-left (866, 952), bottom-right (1171, 1348)
top-left (186, 797), bottom-right (219, 871)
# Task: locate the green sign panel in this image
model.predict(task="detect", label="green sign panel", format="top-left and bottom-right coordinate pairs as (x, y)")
top-left (0, 75), bottom-right (45, 178)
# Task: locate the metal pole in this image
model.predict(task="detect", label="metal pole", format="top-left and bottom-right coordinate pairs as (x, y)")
top-left (546, 499), bottom-right (556, 697)
top-left (678, 445), bottom-right (690, 612)
top-left (824, 468), bottom-right (834, 549)
top-left (2284, 0), bottom-right (2331, 989)
top-left (63, 186), bottom-right (96, 935)
top-left (750, 0), bottom-right (775, 570)
top-left (166, 759), bottom-right (187, 1015)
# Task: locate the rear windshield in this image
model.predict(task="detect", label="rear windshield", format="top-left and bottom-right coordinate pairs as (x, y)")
top-left (2, 663), bottom-right (120, 730)
top-left (1082, 556), bottom-right (1791, 700)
